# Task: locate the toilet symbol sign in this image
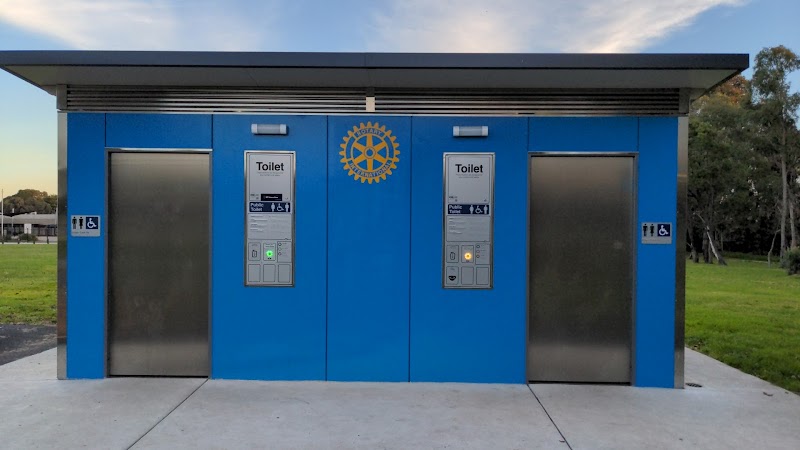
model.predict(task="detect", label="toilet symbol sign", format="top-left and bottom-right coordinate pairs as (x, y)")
top-left (71, 215), bottom-right (101, 237)
top-left (641, 222), bottom-right (672, 245)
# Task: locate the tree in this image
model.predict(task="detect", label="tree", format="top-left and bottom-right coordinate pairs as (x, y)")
top-left (689, 75), bottom-right (755, 264)
top-left (750, 45), bottom-right (800, 257)
top-left (1, 189), bottom-right (57, 215)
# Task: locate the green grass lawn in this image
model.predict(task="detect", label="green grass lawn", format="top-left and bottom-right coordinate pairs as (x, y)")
top-left (686, 258), bottom-right (800, 393)
top-left (0, 244), bottom-right (57, 324)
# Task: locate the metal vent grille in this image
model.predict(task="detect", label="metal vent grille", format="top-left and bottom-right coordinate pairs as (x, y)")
top-left (64, 86), bottom-right (680, 115)
top-left (375, 89), bottom-right (680, 115)
top-left (65, 87), bottom-right (368, 113)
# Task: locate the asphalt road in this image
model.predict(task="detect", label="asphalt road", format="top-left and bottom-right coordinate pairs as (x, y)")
top-left (0, 324), bottom-right (56, 365)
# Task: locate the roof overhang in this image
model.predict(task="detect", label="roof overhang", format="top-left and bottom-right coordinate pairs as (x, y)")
top-left (0, 51), bottom-right (749, 99)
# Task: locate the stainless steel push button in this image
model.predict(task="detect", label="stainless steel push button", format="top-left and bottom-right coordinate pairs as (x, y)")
top-left (248, 242), bottom-right (260, 261)
top-left (445, 266), bottom-right (459, 285)
top-left (263, 264), bottom-right (276, 282)
top-left (476, 267), bottom-right (490, 286)
top-left (278, 264), bottom-right (292, 283)
top-left (462, 266), bottom-right (474, 285)
top-left (446, 245), bottom-right (459, 263)
top-left (247, 264), bottom-right (261, 282)
top-left (461, 245), bottom-right (474, 263)
top-left (263, 243), bottom-right (276, 261)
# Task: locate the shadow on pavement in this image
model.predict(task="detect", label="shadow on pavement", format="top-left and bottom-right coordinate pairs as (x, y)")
top-left (0, 324), bottom-right (56, 365)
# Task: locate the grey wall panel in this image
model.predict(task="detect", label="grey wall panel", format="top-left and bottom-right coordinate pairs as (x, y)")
top-left (57, 113), bottom-right (67, 379)
top-left (675, 117), bottom-right (688, 388)
top-left (108, 152), bottom-right (209, 376)
top-left (528, 155), bottom-right (634, 383)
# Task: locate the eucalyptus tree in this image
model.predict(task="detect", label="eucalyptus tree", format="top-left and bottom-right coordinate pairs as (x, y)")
top-left (750, 46), bottom-right (800, 256)
top-left (689, 75), bottom-right (754, 264)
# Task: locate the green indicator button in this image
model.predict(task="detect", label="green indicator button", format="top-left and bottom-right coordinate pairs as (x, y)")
top-left (266, 250), bottom-right (274, 258)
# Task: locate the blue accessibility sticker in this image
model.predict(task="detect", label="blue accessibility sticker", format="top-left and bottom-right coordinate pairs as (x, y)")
top-left (85, 216), bottom-right (100, 229)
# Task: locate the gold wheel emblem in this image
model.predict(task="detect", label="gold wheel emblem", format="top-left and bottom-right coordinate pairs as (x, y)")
top-left (339, 122), bottom-right (400, 184)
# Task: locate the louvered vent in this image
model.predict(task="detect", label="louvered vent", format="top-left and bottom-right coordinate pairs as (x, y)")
top-left (64, 86), bottom-right (680, 115)
top-left (375, 89), bottom-right (680, 115)
top-left (65, 87), bottom-right (367, 114)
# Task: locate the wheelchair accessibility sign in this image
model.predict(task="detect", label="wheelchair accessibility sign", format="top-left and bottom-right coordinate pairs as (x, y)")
top-left (71, 215), bottom-right (101, 237)
top-left (641, 222), bottom-right (672, 245)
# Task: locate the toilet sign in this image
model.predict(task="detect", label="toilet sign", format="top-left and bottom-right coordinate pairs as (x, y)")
top-left (641, 222), bottom-right (672, 244)
top-left (245, 151), bottom-right (295, 286)
top-left (443, 153), bottom-right (494, 289)
top-left (70, 215), bottom-right (101, 237)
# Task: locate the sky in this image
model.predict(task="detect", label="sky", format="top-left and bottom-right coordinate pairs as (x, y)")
top-left (0, 0), bottom-right (798, 198)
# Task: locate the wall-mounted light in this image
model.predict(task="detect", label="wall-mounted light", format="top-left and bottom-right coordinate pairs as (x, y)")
top-left (453, 126), bottom-right (488, 137)
top-left (251, 124), bottom-right (288, 135)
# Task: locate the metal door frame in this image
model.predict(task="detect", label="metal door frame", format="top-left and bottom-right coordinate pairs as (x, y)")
top-left (525, 151), bottom-right (638, 383)
top-left (104, 147), bottom-right (213, 377)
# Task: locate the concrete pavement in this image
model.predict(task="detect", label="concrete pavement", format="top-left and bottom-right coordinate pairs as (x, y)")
top-left (1, 348), bottom-right (797, 449)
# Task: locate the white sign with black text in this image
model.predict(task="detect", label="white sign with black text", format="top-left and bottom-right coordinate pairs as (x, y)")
top-left (245, 151), bottom-right (295, 287)
top-left (443, 153), bottom-right (494, 289)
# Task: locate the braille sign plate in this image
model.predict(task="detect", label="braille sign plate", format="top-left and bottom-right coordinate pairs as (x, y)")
top-left (70, 215), bottom-right (101, 237)
top-left (641, 222), bottom-right (672, 244)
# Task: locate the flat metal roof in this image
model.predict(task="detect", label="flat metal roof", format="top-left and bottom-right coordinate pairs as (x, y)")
top-left (0, 51), bottom-right (748, 96)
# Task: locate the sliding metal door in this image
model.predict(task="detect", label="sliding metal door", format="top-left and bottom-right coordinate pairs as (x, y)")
top-left (108, 151), bottom-right (210, 376)
top-left (528, 154), bottom-right (634, 383)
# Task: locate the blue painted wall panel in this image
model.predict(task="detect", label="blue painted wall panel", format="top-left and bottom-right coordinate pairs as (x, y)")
top-left (211, 115), bottom-right (328, 380)
top-left (327, 117), bottom-right (411, 381)
top-left (410, 117), bottom-right (528, 383)
top-left (529, 117), bottom-right (638, 151)
top-left (63, 111), bottom-right (679, 386)
top-left (106, 114), bottom-right (212, 148)
top-left (529, 117), bottom-right (646, 384)
top-left (635, 117), bottom-right (678, 387)
top-left (66, 113), bottom-right (106, 378)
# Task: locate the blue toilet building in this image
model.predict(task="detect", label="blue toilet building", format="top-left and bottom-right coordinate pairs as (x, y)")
top-left (0, 51), bottom-right (747, 387)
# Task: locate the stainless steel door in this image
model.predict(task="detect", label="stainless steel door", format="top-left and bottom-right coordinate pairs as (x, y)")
top-left (528, 155), bottom-right (634, 383)
top-left (108, 152), bottom-right (210, 376)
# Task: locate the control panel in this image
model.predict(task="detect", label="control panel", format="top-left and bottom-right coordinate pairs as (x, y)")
top-left (443, 153), bottom-right (494, 289)
top-left (245, 151), bottom-right (295, 286)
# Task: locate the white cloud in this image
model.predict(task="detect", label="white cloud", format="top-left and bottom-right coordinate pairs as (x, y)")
top-left (0, 0), bottom-right (277, 51)
top-left (0, 0), bottom-right (747, 53)
top-left (368, 0), bottom-right (746, 53)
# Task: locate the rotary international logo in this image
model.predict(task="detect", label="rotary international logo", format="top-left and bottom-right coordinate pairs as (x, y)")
top-left (339, 122), bottom-right (400, 184)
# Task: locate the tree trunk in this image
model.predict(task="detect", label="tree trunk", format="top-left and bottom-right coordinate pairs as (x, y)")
top-left (768, 229), bottom-right (780, 268)
top-left (688, 229), bottom-right (699, 263)
top-left (706, 228), bottom-right (728, 266)
top-left (790, 188), bottom-right (798, 250)
top-left (780, 155), bottom-right (788, 258)
top-left (791, 200), bottom-right (798, 250)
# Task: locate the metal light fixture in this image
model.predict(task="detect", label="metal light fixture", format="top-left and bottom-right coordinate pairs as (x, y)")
top-left (453, 126), bottom-right (489, 137)
top-left (251, 124), bottom-right (288, 135)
